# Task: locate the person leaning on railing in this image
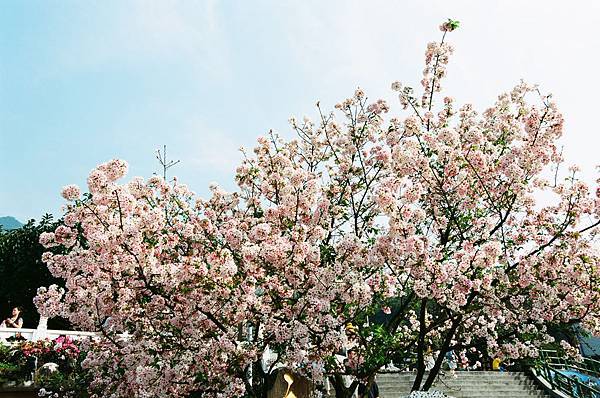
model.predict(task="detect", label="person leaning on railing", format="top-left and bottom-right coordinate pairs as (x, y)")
top-left (0, 306), bottom-right (24, 328)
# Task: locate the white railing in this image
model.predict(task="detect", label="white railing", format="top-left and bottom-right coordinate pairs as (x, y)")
top-left (0, 317), bottom-right (96, 342)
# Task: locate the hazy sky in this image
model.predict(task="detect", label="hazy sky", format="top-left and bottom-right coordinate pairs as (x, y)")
top-left (1, 0), bottom-right (599, 222)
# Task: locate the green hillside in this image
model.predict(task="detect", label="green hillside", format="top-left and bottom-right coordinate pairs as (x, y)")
top-left (0, 216), bottom-right (23, 230)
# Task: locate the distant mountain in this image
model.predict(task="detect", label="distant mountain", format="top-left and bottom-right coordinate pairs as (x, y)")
top-left (0, 216), bottom-right (23, 230)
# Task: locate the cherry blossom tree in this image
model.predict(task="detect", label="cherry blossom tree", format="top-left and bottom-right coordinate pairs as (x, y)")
top-left (36, 19), bottom-right (600, 397)
top-left (346, 19), bottom-right (600, 391)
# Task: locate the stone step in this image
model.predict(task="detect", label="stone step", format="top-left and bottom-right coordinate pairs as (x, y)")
top-left (378, 372), bottom-right (526, 374)
top-left (381, 392), bottom-right (548, 398)
top-left (378, 382), bottom-right (540, 388)
top-left (375, 372), bottom-right (549, 398)
top-left (379, 386), bottom-right (546, 392)
top-left (377, 373), bottom-right (527, 379)
top-left (377, 375), bottom-right (533, 380)
top-left (379, 374), bottom-right (529, 376)
top-left (379, 386), bottom-right (541, 392)
top-left (378, 379), bottom-right (539, 385)
top-left (381, 394), bottom-right (548, 398)
top-left (378, 385), bottom-right (540, 390)
top-left (377, 380), bottom-right (539, 386)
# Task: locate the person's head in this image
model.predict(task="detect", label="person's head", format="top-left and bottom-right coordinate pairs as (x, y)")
top-left (11, 307), bottom-right (21, 317)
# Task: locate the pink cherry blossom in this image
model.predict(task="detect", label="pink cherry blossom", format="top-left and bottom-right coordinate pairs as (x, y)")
top-left (61, 184), bottom-right (81, 201)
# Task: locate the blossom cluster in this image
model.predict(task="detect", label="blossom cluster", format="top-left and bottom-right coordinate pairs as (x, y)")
top-left (34, 285), bottom-right (65, 319)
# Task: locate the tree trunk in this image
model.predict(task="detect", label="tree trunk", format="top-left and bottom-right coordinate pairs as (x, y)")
top-left (411, 299), bottom-right (428, 391)
top-left (330, 374), bottom-right (358, 398)
top-left (422, 317), bottom-right (462, 391)
top-left (242, 359), bottom-right (272, 398)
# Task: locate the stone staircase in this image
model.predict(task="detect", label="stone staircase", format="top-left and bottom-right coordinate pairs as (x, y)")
top-left (377, 371), bottom-right (550, 398)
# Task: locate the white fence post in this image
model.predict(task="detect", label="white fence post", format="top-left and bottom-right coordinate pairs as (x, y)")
top-left (31, 316), bottom-right (48, 341)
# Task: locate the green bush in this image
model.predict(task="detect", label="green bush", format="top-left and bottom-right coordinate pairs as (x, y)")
top-left (0, 214), bottom-right (69, 329)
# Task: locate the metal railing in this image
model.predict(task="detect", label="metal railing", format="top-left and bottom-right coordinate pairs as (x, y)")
top-left (0, 317), bottom-right (96, 342)
top-left (534, 349), bottom-right (600, 397)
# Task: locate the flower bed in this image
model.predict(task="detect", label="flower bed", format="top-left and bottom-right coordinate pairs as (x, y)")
top-left (0, 337), bottom-right (89, 397)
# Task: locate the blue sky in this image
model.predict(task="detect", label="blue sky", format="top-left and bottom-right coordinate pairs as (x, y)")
top-left (2, 0), bottom-right (599, 222)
